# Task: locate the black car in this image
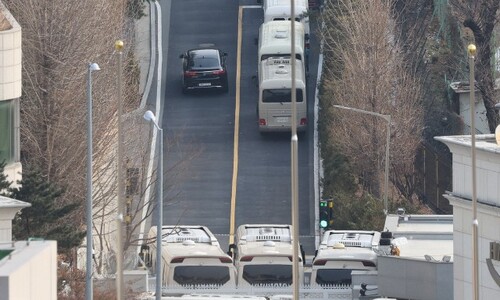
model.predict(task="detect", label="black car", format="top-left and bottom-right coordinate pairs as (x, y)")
top-left (180, 47), bottom-right (228, 93)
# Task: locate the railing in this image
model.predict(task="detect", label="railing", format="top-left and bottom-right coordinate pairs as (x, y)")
top-left (146, 278), bottom-right (353, 300)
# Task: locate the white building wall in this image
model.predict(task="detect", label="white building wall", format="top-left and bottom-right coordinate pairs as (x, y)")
top-left (0, 241), bottom-right (58, 300)
top-left (436, 134), bottom-right (500, 300)
top-left (0, 0), bottom-right (22, 186)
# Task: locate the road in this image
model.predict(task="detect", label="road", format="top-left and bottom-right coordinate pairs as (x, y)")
top-left (157, 0), bottom-right (319, 254)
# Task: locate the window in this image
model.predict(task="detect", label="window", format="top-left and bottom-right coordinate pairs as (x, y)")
top-left (173, 266), bottom-right (231, 285)
top-left (242, 264), bottom-right (292, 285)
top-left (315, 268), bottom-right (364, 286)
top-left (0, 100), bottom-right (15, 164)
top-left (260, 54), bottom-right (302, 61)
top-left (262, 89), bottom-right (304, 103)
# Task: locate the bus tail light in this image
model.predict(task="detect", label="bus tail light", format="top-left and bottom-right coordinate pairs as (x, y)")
top-left (259, 119), bottom-right (267, 126)
top-left (313, 259), bottom-right (327, 266)
top-left (219, 256), bottom-right (233, 263)
top-left (362, 261), bottom-right (376, 267)
top-left (300, 118), bottom-right (307, 125)
top-left (240, 256), bottom-right (254, 262)
top-left (171, 257), bottom-right (185, 263)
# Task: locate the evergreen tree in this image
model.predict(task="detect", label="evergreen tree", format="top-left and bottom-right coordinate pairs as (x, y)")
top-left (0, 161), bottom-right (12, 194)
top-left (9, 168), bottom-right (85, 254)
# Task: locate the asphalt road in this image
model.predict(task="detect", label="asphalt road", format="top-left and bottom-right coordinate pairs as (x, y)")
top-left (158, 0), bottom-right (319, 255)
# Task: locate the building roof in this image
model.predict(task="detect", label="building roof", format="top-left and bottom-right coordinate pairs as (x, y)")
top-left (0, 196), bottom-right (30, 209)
top-left (384, 213), bottom-right (453, 261)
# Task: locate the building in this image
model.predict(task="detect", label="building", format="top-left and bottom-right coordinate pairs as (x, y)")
top-left (436, 134), bottom-right (500, 300)
top-left (449, 81), bottom-right (497, 134)
top-left (0, 0), bottom-right (22, 187)
top-left (376, 212), bottom-right (454, 300)
top-left (0, 196), bottom-right (58, 300)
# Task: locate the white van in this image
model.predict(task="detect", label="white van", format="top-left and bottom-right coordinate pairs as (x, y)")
top-left (145, 225), bottom-right (237, 288)
top-left (310, 230), bottom-right (381, 286)
top-left (258, 57), bottom-right (307, 132)
top-left (228, 224), bottom-right (304, 287)
top-left (263, 0), bottom-right (310, 43)
top-left (258, 20), bottom-right (306, 72)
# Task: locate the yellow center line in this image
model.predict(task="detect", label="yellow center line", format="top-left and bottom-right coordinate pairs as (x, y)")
top-left (229, 5), bottom-right (244, 245)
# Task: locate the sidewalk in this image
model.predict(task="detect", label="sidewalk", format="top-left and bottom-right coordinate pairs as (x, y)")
top-left (135, 1), bottom-right (151, 96)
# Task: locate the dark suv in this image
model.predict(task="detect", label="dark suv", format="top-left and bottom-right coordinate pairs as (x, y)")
top-left (180, 47), bottom-right (228, 93)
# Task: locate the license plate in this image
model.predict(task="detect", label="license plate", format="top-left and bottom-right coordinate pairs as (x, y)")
top-left (275, 116), bottom-right (289, 123)
top-left (198, 82), bottom-right (211, 87)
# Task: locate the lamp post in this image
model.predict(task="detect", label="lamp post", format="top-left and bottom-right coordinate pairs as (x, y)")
top-left (143, 110), bottom-right (163, 300)
top-left (467, 43), bottom-right (479, 300)
top-left (289, 1), bottom-right (300, 300)
top-left (333, 105), bottom-right (391, 214)
top-left (86, 62), bottom-right (100, 300)
top-left (115, 40), bottom-right (124, 300)
top-left (115, 39), bottom-right (125, 300)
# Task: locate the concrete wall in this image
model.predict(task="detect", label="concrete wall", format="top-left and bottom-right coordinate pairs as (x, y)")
top-left (377, 255), bottom-right (453, 300)
top-left (0, 241), bottom-right (57, 300)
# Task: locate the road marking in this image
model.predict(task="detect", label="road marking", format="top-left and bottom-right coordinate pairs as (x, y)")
top-left (229, 5), bottom-right (244, 245)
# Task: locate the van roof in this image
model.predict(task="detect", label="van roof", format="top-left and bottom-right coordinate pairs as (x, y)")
top-left (320, 230), bottom-right (381, 249)
top-left (313, 230), bottom-right (380, 263)
top-left (235, 224), bottom-right (302, 259)
top-left (264, 0), bottom-right (309, 14)
top-left (259, 21), bottom-right (304, 58)
top-left (149, 225), bottom-right (232, 261)
top-left (259, 57), bottom-right (305, 89)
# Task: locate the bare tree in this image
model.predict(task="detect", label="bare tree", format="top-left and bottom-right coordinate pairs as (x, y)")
top-left (2, 0), bottom-right (131, 220)
top-left (320, 0), bottom-right (424, 203)
top-left (450, 0), bottom-right (500, 132)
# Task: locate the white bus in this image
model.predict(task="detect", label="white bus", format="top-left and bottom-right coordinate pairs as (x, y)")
top-left (310, 230), bottom-right (381, 287)
top-left (262, 0), bottom-right (311, 43)
top-left (258, 57), bottom-right (307, 132)
top-left (258, 20), bottom-right (306, 72)
top-left (146, 225), bottom-right (237, 288)
top-left (228, 224), bottom-right (304, 287)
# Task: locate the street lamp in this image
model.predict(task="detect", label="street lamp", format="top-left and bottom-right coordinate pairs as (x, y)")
top-left (86, 62), bottom-right (100, 300)
top-left (289, 2), bottom-right (300, 300)
top-left (333, 105), bottom-right (391, 214)
top-left (143, 110), bottom-right (163, 300)
top-left (468, 43), bottom-right (479, 300)
top-left (115, 40), bottom-right (125, 300)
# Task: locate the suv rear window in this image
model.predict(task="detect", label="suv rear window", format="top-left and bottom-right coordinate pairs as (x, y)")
top-left (189, 52), bottom-right (220, 69)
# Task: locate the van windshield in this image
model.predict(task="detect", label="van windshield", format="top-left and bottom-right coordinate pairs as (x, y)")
top-left (173, 266), bottom-right (231, 285)
top-left (243, 265), bottom-right (292, 285)
top-left (262, 89), bottom-right (303, 103)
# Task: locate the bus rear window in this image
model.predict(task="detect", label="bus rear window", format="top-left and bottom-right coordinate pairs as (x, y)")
top-left (173, 266), bottom-right (230, 285)
top-left (263, 89), bottom-right (303, 103)
top-left (261, 54), bottom-right (302, 61)
top-left (315, 269), bottom-right (364, 286)
top-left (243, 264), bottom-right (292, 285)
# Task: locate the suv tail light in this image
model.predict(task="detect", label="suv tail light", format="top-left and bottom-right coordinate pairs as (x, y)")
top-left (184, 71), bottom-right (197, 77)
top-left (212, 69), bottom-right (226, 75)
